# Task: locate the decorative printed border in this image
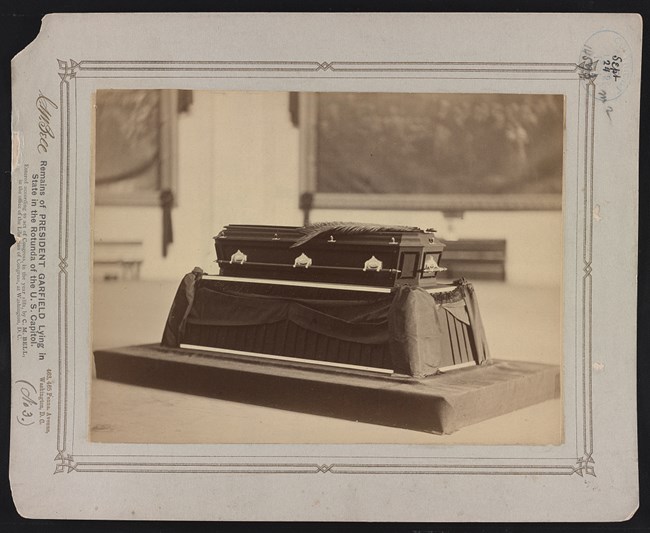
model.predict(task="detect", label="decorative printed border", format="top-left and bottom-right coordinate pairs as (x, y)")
top-left (53, 59), bottom-right (596, 477)
top-left (55, 58), bottom-right (75, 474)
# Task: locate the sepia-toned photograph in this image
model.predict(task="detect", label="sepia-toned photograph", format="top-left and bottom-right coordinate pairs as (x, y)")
top-left (90, 89), bottom-right (564, 445)
top-left (9, 12), bottom-right (641, 522)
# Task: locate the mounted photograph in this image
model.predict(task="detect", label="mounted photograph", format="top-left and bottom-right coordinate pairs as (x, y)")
top-left (9, 13), bottom-right (639, 522)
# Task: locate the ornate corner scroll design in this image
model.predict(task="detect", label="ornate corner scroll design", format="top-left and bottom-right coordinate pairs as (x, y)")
top-left (577, 58), bottom-right (598, 81)
top-left (572, 453), bottom-right (596, 477)
top-left (57, 59), bottom-right (81, 81)
top-left (54, 451), bottom-right (77, 474)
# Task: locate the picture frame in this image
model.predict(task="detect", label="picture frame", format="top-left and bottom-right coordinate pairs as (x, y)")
top-left (94, 88), bottom-right (179, 207)
top-left (299, 92), bottom-right (563, 212)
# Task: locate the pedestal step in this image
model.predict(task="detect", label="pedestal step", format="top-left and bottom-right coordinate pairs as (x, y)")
top-left (94, 343), bottom-right (560, 434)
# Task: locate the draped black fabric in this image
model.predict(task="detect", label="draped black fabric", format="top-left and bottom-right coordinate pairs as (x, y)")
top-left (389, 285), bottom-right (445, 377)
top-left (187, 285), bottom-right (392, 344)
top-left (456, 278), bottom-right (491, 364)
top-left (160, 189), bottom-right (174, 258)
top-left (161, 274), bottom-right (490, 377)
top-left (160, 267), bottom-right (203, 347)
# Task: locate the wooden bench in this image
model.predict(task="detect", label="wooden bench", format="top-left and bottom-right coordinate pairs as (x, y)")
top-left (438, 239), bottom-right (506, 281)
top-left (94, 240), bottom-right (144, 281)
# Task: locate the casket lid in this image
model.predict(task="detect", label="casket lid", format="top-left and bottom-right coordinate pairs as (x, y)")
top-left (215, 223), bottom-right (435, 246)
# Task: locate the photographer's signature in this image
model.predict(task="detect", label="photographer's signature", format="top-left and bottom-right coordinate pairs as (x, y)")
top-left (36, 92), bottom-right (58, 154)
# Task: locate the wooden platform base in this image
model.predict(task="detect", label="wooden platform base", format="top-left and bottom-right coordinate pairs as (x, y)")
top-left (94, 344), bottom-right (560, 435)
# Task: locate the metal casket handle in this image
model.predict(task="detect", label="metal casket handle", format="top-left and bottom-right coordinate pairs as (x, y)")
top-left (230, 249), bottom-right (248, 264)
top-left (363, 255), bottom-right (383, 272)
top-left (293, 252), bottom-right (313, 268)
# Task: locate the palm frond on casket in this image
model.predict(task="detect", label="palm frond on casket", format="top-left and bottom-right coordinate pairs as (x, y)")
top-left (291, 222), bottom-right (421, 248)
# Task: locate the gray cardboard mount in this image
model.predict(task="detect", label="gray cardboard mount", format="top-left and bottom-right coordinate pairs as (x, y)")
top-left (9, 13), bottom-right (640, 521)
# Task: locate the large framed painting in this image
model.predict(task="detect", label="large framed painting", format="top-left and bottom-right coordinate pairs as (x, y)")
top-left (94, 89), bottom-right (179, 206)
top-left (299, 92), bottom-right (564, 211)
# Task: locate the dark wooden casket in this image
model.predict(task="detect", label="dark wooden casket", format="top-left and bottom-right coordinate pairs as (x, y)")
top-left (214, 224), bottom-right (446, 288)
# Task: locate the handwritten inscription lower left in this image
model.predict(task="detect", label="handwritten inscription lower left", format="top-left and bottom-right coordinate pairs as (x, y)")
top-left (14, 370), bottom-right (54, 432)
